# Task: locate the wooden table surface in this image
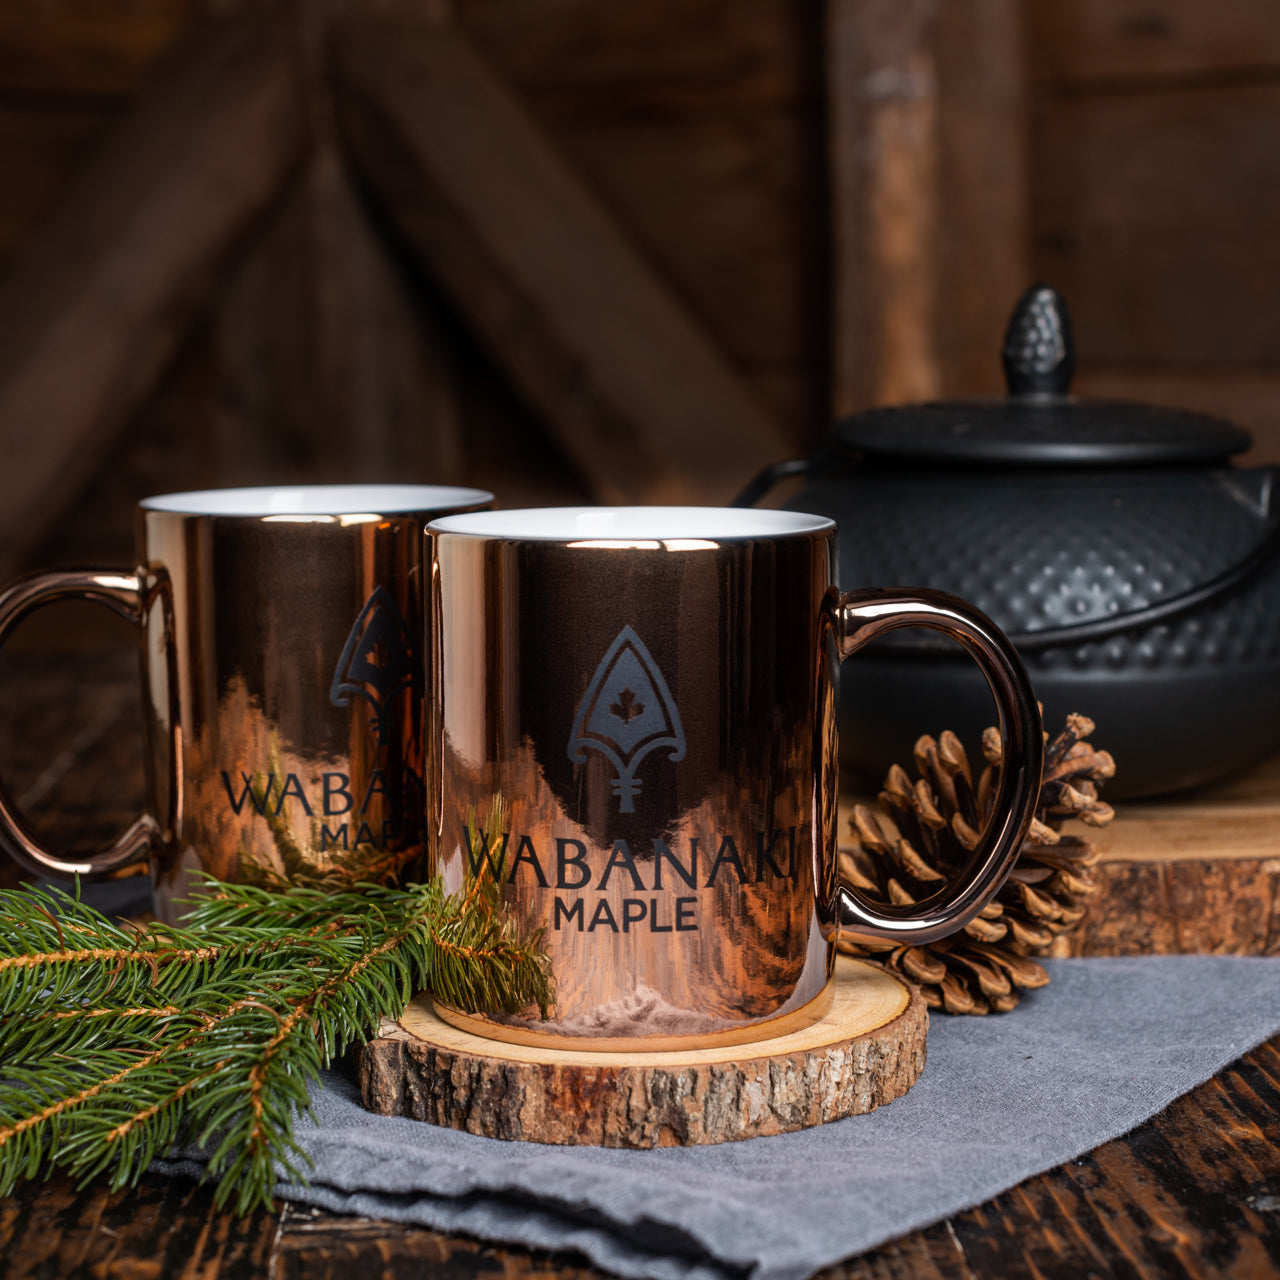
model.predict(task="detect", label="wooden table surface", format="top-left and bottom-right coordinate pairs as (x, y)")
top-left (2, 647), bottom-right (1279, 1280)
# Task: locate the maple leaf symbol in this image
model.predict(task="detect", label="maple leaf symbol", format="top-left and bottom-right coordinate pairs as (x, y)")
top-left (610, 688), bottom-right (645, 723)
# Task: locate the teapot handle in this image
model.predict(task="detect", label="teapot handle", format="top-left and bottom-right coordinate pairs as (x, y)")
top-left (729, 458), bottom-right (813, 509)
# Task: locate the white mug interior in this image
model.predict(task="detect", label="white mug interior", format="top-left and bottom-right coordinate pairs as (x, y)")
top-left (140, 484), bottom-right (494, 517)
top-left (428, 505), bottom-right (835, 542)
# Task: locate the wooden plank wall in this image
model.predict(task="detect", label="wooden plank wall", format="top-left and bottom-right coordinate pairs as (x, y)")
top-left (2, 0), bottom-right (1279, 572)
top-left (0, 0), bottom-right (826, 572)
top-left (827, 0), bottom-right (1030, 414)
top-left (1028, 0), bottom-right (1280, 464)
top-left (0, 4), bottom-right (185, 568)
top-left (459, 0), bottom-right (827, 438)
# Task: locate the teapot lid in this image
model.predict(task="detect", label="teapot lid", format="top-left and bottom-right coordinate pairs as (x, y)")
top-left (832, 286), bottom-right (1252, 467)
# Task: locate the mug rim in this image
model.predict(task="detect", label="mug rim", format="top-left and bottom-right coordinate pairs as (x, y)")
top-left (427, 505), bottom-right (836, 542)
top-left (139, 484), bottom-right (494, 517)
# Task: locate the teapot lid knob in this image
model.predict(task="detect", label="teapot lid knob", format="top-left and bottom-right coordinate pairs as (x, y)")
top-left (1002, 284), bottom-right (1075, 396)
top-left (830, 280), bottom-right (1251, 465)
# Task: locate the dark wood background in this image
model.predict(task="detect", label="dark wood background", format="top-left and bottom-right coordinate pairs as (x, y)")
top-left (0, 0), bottom-right (1278, 578)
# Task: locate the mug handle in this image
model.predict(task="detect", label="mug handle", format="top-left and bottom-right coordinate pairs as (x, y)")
top-left (0, 569), bottom-right (159, 878)
top-left (833, 588), bottom-right (1044, 944)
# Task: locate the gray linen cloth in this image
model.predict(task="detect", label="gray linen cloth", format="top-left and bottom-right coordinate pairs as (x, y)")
top-left (157, 956), bottom-right (1280, 1280)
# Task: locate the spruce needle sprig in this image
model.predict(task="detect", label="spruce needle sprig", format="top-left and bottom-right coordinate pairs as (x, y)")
top-left (0, 828), bottom-right (550, 1213)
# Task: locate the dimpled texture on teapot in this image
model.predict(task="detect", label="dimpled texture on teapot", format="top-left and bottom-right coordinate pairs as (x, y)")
top-left (807, 469), bottom-right (1280, 673)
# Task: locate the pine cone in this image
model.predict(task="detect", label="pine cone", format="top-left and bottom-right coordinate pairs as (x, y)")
top-left (839, 714), bottom-right (1115, 1015)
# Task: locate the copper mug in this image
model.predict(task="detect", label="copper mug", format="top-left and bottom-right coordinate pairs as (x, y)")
top-left (0, 484), bottom-right (491, 920)
top-left (428, 506), bottom-right (1043, 1050)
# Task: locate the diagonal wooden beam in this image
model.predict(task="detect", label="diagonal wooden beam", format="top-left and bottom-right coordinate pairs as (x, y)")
top-left (0, 3), bottom-right (309, 578)
top-left (208, 142), bottom-right (467, 490)
top-left (330, 17), bottom-right (791, 505)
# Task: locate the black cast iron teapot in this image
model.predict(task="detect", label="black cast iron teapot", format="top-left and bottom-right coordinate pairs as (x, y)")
top-left (739, 285), bottom-right (1280, 798)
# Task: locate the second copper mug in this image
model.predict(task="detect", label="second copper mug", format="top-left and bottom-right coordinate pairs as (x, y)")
top-left (0, 484), bottom-right (492, 921)
top-left (428, 506), bottom-right (1043, 1050)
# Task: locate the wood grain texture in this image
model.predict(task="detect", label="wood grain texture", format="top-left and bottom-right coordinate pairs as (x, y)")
top-left (931, 1039), bottom-right (1280, 1279)
top-left (1033, 81), bottom-right (1280, 367)
top-left (827, 0), bottom-right (1028, 415)
top-left (0, 1170), bottom-right (280, 1280)
top-left (1064, 755), bottom-right (1280, 955)
top-left (207, 143), bottom-right (466, 487)
top-left (538, 112), bottom-right (824, 430)
top-left (827, 0), bottom-right (940, 414)
top-left (1027, 0), bottom-right (1280, 500)
top-left (273, 1207), bottom-right (604, 1280)
top-left (0, 0), bottom-right (194, 98)
top-left (20, 149), bottom-right (473, 575)
top-left (931, 0), bottom-right (1030, 400)
top-left (457, 0), bottom-right (826, 435)
top-left (458, 0), bottom-right (814, 114)
top-left (1028, 0), bottom-right (1280, 83)
top-left (0, 0), bottom-right (826, 526)
top-left (0, 647), bottom-right (144, 881)
top-left (0, 1), bottom-right (308, 579)
top-left (1072, 365), bottom-right (1280, 467)
top-left (1064, 857), bottom-right (1280, 957)
top-left (360, 960), bottom-right (926, 1146)
top-left (332, 16), bottom-right (791, 505)
top-left (1100, 752), bottom-right (1280, 864)
top-left (3, 1038), bottom-right (1278, 1280)
top-left (0, 106), bottom-right (117, 274)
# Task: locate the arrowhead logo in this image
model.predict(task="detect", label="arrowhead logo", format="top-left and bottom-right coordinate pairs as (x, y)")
top-left (568, 625), bottom-right (686, 813)
top-left (330, 586), bottom-right (418, 745)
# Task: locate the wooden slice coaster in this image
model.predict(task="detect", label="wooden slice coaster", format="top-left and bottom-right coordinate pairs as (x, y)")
top-left (358, 957), bottom-right (927, 1147)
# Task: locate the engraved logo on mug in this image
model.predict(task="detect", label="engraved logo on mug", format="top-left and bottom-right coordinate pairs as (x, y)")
top-left (568, 625), bottom-right (686, 813)
top-left (329, 586), bottom-right (418, 745)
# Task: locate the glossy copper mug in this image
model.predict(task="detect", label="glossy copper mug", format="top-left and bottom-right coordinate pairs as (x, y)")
top-left (427, 506), bottom-right (1043, 1050)
top-left (0, 484), bottom-right (491, 920)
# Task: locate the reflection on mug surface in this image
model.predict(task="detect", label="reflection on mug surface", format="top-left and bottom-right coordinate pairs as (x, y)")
top-left (428, 507), bottom-right (1042, 1051)
top-left (0, 485), bottom-right (492, 920)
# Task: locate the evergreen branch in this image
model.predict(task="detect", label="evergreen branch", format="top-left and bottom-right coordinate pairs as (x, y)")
top-left (105, 1058), bottom-right (234, 1144)
top-left (0, 841), bottom-right (552, 1213)
top-left (33, 1006), bottom-right (186, 1021)
top-left (0, 884), bottom-right (381, 1026)
top-left (1, 948), bottom-right (211, 969)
